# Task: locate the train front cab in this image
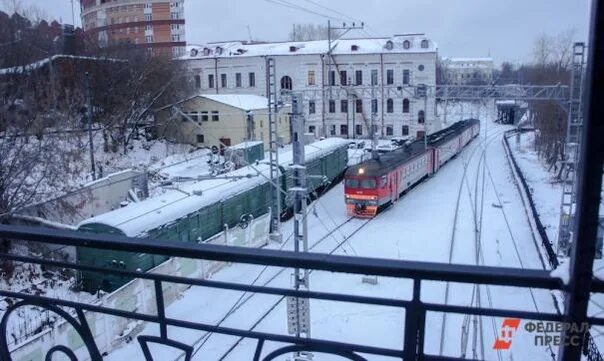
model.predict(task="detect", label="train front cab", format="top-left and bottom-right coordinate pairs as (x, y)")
top-left (344, 174), bottom-right (380, 217)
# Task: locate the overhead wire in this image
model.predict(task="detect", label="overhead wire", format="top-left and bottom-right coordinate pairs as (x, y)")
top-left (263, 0), bottom-right (344, 22)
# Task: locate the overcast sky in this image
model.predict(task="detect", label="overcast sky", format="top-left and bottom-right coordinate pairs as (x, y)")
top-left (2, 0), bottom-right (591, 65)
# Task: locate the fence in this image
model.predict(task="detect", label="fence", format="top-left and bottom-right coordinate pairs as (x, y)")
top-left (3, 213), bottom-right (270, 361)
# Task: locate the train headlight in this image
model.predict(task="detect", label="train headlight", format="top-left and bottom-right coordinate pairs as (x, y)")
top-left (358, 168), bottom-right (365, 175)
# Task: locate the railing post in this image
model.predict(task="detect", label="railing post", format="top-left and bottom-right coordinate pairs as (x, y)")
top-left (154, 280), bottom-right (167, 340)
top-left (559, 0), bottom-right (604, 359)
top-left (404, 279), bottom-right (425, 361)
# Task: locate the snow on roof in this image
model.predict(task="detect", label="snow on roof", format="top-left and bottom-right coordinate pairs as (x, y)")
top-left (0, 54), bottom-right (126, 75)
top-left (446, 57), bottom-right (494, 62)
top-left (182, 34), bottom-right (437, 60)
top-left (201, 94), bottom-right (270, 111)
top-left (78, 138), bottom-right (349, 236)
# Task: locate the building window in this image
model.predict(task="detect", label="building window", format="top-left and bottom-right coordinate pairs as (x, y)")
top-left (309, 101), bottom-right (316, 114)
top-left (171, 35), bottom-right (180, 42)
top-left (328, 71), bottom-right (336, 86)
top-left (194, 75), bottom-right (201, 89)
top-left (308, 70), bottom-right (316, 86)
top-left (249, 72), bottom-right (256, 87)
top-left (356, 99), bottom-right (363, 113)
top-left (340, 70), bottom-right (347, 85)
top-left (196, 134), bottom-right (204, 143)
top-left (355, 124), bottom-right (362, 136)
top-left (418, 64), bottom-right (425, 72)
top-left (212, 111), bottom-right (219, 121)
top-left (235, 73), bottom-right (242, 87)
top-left (201, 111), bottom-right (209, 121)
top-left (330, 125), bottom-right (336, 135)
top-left (371, 99), bottom-right (378, 114)
top-left (387, 69), bottom-right (394, 85)
top-left (403, 98), bottom-right (410, 113)
top-left (355, 70), bottom-right (362, 85)
top-left (340, 100), bottom-right (348, 113)
top-left (403, 40), bottom-right (411, 49)
top-left (208, 74), bottom-right (215, 89)
top-left (171, 12), bottom-right (180, 19)
top-left (221, 74), bottom-right (227, 88)
top-left (145, 35), bottom-right (153, 43)
top-left (371, 70), bottom-right (378, 85)
top-left (145, 13), bottom-right (152, 21)
top-left (309, 125), bottom-right (316, 134)
top-left (421, 39), bottom-right (429, 49)
top-left (386, 98), bottom-right (394, 113)
top-left (402, 125), bottom-right (409, 135)
top-left (329, 100), bottom-right (336, 113)
top-left (418, 110), bottom-right (425, 124)
top-left (280, 75), bottom-right (292, 90)
top-left (403, 70), bottom-right (410, 85)
top-left (340, 124), bottom-right (348, 135)
top-left (386, 126), bottom-right (393, 136)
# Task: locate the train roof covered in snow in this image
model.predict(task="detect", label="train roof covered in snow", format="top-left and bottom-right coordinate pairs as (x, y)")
top-left (77, 138), bottom-right (348, 237)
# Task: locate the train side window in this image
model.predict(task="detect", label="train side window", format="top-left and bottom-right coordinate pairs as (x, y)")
top-left (381, 175), bottom-right (387, 187)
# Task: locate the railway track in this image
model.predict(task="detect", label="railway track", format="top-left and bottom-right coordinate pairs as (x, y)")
top-left (170, 208), bottom-right (372, 360)
top-left (438, 123), bottom-right (509, 359)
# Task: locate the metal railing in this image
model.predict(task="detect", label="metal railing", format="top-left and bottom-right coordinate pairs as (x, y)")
top-left (0, 225), bottom-right (603, 361)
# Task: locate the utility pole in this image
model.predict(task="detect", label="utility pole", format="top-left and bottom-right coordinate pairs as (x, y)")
top-left (326, 20), bottom-right (364, 137)
top-left (424, 89), bottom-right (428, 150)
top-left (351, 94), bottom-right (356, 139)
top-left (266, 57), bottom-right (282, 242)
top-left (245, 110), bottom-right (255, 141)
top-left (286, 93), bottom-right (312, 359)
top-left (85, 72), bottom-right (96, 181)
top-left (371, 85), bottom-right (378, 159)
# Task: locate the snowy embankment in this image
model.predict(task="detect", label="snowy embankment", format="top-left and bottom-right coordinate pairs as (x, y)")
top-left (507, 131), bottom-right (562, 245)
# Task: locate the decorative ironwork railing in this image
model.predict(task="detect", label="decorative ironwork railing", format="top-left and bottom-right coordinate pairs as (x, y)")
top-left (0, 225), bottom-right (603, 361)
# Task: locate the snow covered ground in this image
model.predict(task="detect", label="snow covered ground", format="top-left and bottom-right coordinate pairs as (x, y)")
top-left (103, 115), bottom-right (562, 360)
top-left (508, 131), bottom-right (562, 244)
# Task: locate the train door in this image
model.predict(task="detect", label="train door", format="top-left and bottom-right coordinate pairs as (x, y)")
top-left (389, 171), bottom-right (400, 203)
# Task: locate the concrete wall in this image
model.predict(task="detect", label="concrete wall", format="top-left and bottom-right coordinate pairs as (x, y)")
top-left (9, 212), bottom-right (271, 361)
top-left (18, 170), bottom-right (147, 225)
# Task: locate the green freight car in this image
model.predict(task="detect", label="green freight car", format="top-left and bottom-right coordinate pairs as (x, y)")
top-left (77, 138), bottom-right (349, 292)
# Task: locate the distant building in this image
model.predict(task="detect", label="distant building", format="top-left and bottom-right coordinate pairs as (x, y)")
top-left (155, 94), bottom-right (291, 149)
top-left (181, 34), bottom-right (439, 140)
top-left (442, 57), bottom-right (494, 85)
top-left (80, 0), bottom-right (186, 57)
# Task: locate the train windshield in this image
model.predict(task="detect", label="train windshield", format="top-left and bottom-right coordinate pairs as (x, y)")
top-left (345, 179), bottom-right (360, 188)
top-left (360, 179), bottom-right (376, 189)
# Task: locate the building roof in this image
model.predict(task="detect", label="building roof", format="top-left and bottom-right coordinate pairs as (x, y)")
top-left (156, 94), bottom-right (273, 112)
top-left (181, 34), bottom-right (437, 59)
top-left (201, 94), bottom-right (270, 111)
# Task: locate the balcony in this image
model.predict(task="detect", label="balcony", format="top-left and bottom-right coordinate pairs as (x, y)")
top-left (0, 224), bottom-right (603, 360)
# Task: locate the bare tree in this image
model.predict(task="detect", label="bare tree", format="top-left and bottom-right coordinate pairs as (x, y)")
top-left (524, 29), bottom-right (576, 173)
top-left (288, 23), bottom-right (339, 41)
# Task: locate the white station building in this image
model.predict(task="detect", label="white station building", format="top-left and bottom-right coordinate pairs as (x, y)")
top-left (180, 34), bottom-right (439, 140)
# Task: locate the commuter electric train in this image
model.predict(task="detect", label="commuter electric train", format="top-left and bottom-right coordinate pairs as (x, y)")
top-left (344, 119), bottom-right (480, 217)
